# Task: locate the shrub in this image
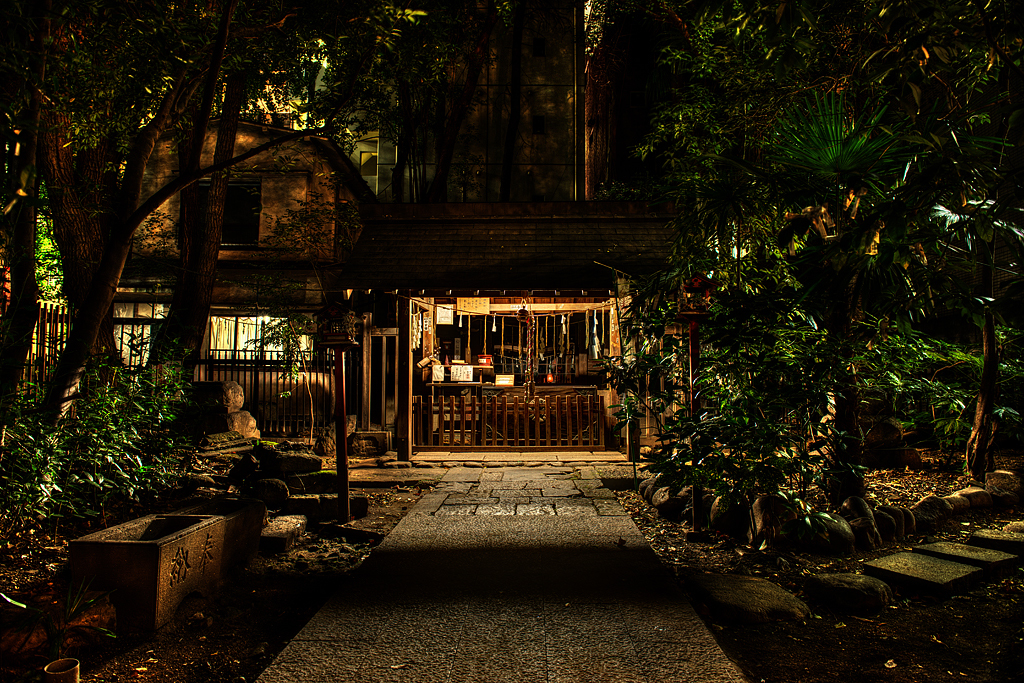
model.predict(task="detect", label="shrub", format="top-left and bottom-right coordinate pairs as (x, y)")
top-left (0, 361), bottom-right (195, 536)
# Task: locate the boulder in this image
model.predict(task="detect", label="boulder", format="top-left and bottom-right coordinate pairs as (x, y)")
top-left (749, 495), bottom-right (796, 549)
top-left (862, 416), bottom-right (903, 448)
top-left (653, 486), bottom-right (691, 522)
top-left (684, 572), bottom-right (809, 624)
top-left (876, 505), bottom-right (906, 540)
top-left (638, 475), bottom-right (659, 501)
top-left (910, 495), bottom-right (954, 532)
top-left (839, 496), bottom-right (874, 522)
top-left (849, 517), bottom-right (883, 551)
top-left (873, 509), bottom-right (897, 543)
top-left (901, 507), bottom-right (917, 535)
top-left (1004, 521), bottom-right (1024, 534)
top-left (710, 496), bottom-right (753, 541)
top-left (252, 478), bottom-right (290, 509)
top-left (985, 470), bottom-right (1023, 498)
top-left (942, 494), bottom-right (971, 514)
top-left (809, 513), bottom-right (856, 556)
top-left (987, 486), bottom-right (1020, 508)
top-left (804, 573), bottom-right (893, 615)
top-left (955, 487), bottom-right (993, 509)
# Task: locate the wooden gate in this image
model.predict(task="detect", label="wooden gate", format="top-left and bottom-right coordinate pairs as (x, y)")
top-left (412, 394), bottom-right (605, 451)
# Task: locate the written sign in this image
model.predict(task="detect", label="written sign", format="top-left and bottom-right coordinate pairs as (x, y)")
top-left (450, 364), bottom-right (474, 382)
top-left (457, 298), bottom-right (490, 315)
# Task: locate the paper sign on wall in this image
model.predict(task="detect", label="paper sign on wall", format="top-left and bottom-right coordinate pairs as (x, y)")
top-left (450, 364), bottom-right (474, 382)
top-left (436, 305), bottom-right (453, 325)
top-left (457, 298), bottom-right (490, 315)
top-left (431, 365), bottom-right (445, 382)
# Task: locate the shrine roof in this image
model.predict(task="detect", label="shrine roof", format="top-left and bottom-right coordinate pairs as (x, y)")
top-left (339, 202), bottom-right (676, 296)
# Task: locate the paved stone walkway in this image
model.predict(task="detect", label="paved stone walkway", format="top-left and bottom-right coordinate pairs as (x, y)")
top-left (419, 466), bottom-right (627, 518)
top-left (257, 466), bottom-right (744, 683)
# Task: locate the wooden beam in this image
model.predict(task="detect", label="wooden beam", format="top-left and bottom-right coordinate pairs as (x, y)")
top-left (396, 295), bottom-right (413, 460)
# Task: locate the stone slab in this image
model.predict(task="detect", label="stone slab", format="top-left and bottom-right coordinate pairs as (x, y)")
top-left (914, 541), bottom-right (1019, 580)
top-left (968, 529), bottom-right (1024, 556)
top-left (260, 515), bottom-right (307, 555)
top-left (863, 552), bottom-right (982, 596)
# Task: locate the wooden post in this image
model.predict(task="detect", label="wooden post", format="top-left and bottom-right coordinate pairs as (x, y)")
top-left (335, 348), bottom-right (351, 523)
top-left (688, 318), bottom-right (705, 539)
top-left (396, 295), bottom-right (413, 460)
top-left (360, 312), bottom-right (372, 430)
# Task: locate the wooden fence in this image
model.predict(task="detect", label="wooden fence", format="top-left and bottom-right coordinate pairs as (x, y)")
top-left (412, 394), bottom-right (605, 451)
top-left (20, 303), bottom-right (73, 394)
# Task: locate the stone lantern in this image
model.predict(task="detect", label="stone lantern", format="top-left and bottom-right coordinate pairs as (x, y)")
top-left (675, 274), bottom-right (716, 541)
top-left (315, 302), bottom-right (363, 524)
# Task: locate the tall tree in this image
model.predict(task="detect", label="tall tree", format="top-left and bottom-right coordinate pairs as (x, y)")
top-left (0, 0), bottom-right (49, 410)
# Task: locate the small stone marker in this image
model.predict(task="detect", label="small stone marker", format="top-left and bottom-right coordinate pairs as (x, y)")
top-left (968, 529), bottom-right (1024, 556)
top-left (913, 541), bottom-right (1019, 580)
top-left (863, 552), bottom-right (982, 596)
top-left (260, 515), bottom-right (307, 554)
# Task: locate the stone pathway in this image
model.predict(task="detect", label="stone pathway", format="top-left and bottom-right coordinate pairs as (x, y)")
top-left (416, 466), bottom-right (626, 518)
top-left (257, 466), bottom-right (744, 683)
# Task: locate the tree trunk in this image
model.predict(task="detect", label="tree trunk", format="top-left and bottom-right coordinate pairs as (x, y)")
top-left (584, 24), bottom-right (618, 199)
top-left (43, 2), bottom-right (238, 419)
top-left (152, 73), bottom-right (246, 372)
top-left (392, 81), bottom-right (414, 203)
top-left (825, 269), bottom-right (867, 504)
top-left (498, 1), bottom-right (525, 202)
top-left (966, 243), bottom-right (998, 479)
top-left (39, 114), bottom-right (119, 358)
top-left (0, 0), bottom-right (49, 410)
top-left (424, 0), bottom-right (498, 203)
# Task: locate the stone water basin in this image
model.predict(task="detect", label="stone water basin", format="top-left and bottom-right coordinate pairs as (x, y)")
top-left (70, 498), bottom-right (265, 631)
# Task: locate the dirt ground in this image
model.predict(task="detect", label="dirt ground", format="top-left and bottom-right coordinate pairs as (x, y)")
top-left (2, 454), bottom-right (1023, 683)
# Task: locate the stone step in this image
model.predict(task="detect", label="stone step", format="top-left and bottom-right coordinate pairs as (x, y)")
top-left (863, 552), bottom-right (983, 597)
top-left (913, 541), bottom-right (1019, 581)
top-left (260, 515), bottom-right (307, 554)
top-left (968, 529), bottom-right (1024, 556)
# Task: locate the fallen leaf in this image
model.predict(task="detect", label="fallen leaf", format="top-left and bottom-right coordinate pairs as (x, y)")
top-left (885, 660), bottom-right (897, 669)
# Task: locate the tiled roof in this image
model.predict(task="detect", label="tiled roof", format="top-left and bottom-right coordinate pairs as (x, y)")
top-left (340, 203), bottom-right (676, 294)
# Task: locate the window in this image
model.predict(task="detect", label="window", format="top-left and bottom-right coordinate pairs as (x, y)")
top-left (532, 115), bottom-right (546, 135)
top-left (197, 178), bottom-right (262, 248)
top-left (360, 151), bottom-right (378, 176)
top-left (533, 37), bottom-right (546, 57)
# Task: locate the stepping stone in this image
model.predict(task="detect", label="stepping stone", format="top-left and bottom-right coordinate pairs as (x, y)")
top-left (914, 541), bottom-right (1019, 580)
top-left (968, 529), bottom-right (1024, 556)
top-left (863, 552), bottom-right (982, 597)
top-left (260, 515), bottom-right (307, 554)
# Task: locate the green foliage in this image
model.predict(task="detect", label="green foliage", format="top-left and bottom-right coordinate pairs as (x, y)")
top-left (859, 330), bottom-right (1024, 455)
top-left (0, 361), bottom-right (195, 536)
top-left (608, 281), bottom-right (845, 506)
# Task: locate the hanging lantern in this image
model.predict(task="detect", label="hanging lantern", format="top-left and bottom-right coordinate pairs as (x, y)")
top-left (315, 302), bottom-right (363, 350)
top-left (676, 275), bottom-right (717, 319)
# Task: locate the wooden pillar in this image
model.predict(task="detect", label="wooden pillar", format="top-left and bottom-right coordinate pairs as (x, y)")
top-left (396, 294), bottom-right (413, 461)
top-left (360, 312), bottom-right (372, 430)
top-left (688, 318), bottom-right (705, 538)
top-left (335, 348), bottom-right (351, 522)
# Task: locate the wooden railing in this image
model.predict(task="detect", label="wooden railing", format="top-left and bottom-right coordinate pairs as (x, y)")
top-left (412, 394), bottom-right (605, 451)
